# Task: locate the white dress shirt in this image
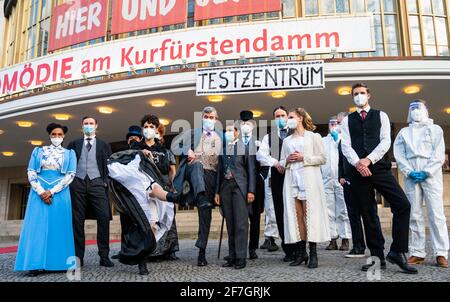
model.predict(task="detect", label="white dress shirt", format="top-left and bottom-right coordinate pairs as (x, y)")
top-left (84, 135), bottom-right (96, 147)
top-left (341, 106), bottom-right (391, 167)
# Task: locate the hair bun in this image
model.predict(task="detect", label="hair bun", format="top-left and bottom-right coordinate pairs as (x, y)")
top-left (46, 123), bottom-right (68, 134)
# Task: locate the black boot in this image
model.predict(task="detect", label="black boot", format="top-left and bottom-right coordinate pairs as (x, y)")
top-left (308, 242), bottom-right (318, 269)
top-left (166, 191), bottom-right (181, 203)
top-left (289, 241), bottom-right (309, 266)
top-left (138, 261), bottom-right (149, 275)
top-left (267, 237), bottom-right (279, 252)
top-left (197, 248), bottom-right (208, 266)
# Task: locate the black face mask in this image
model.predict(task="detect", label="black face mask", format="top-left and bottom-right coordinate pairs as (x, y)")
top-left (128, 140), bottom-right (141, 149)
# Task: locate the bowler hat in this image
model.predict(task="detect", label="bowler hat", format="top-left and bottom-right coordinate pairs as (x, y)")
top-left (126, 125), bottom-right (143, 140)
top-left (240, 110), bottom-right (254, 122)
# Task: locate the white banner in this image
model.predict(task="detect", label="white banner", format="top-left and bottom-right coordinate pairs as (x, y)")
top-left (196, 61), bottom-right (325, 95)
top-left (0, 15), bottom-right (374, 97)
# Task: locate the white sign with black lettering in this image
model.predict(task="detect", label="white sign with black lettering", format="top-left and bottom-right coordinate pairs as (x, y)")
top-left (196, 61), bottom-right (325, 95)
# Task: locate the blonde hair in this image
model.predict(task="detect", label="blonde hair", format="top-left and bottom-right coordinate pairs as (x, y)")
top-left (293, 107), bottom-right (316, 131)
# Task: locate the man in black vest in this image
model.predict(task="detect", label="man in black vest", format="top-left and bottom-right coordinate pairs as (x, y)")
top-left (340, 83), bottom-right (417, 274)
top-left (256, 106), bottom-right (296, 262)
top-left (68, 116), bottom-right (114, 268)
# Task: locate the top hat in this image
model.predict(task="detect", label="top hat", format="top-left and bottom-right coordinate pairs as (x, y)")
top-left (126, 125), bottom-right (143, 140)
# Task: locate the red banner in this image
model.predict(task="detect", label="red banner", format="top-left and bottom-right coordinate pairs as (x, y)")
top-left (48, 0), bottom-right (109, 52)
top-left (111, 0), bottom-right (188, 35)
top-left (194, 0), bottom-right (281, 21)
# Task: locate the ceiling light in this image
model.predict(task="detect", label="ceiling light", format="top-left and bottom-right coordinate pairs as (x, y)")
top-left (150, 100), bottom-right (167, 107)
top-left (53, 114), bottom-right (71, 121)
top-left (2, 151), bottom-right (15, 157)
top-left (271, 91), bottom-right (287, 99)
top-left (17, 121), bottom-right (33, 128)
top-left (207, 95), bottom-right (224, 103)
top-left (98, 106), bottom-right (113, 114)
top-left (0, 129), bottom-right (4, 135)
top-left (445, 107), bottom-right (450, 114)
top-left (159, 119), bottom-right (170, 126)
top-left (251, 110), bottom-right (263, 118)
top-left (404, 85), bottom-right (421, 94)
top-left (29, 140), bottom-right (43, 146)
top-left (338, 87), bottom-right (352, 96)
top-left (349, 107), bottom-right (357, 113)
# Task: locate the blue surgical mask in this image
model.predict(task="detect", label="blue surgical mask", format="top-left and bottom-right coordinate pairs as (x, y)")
top-left (83, 125), bottom-right (96, 135)
top-left (276, 118), bottom-right (287, 129)
top-left (203, 119), bottom-right (215, 131)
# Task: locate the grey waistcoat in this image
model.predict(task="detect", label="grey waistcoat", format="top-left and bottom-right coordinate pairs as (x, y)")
top-left (76, 140), bottom-right (101, 180)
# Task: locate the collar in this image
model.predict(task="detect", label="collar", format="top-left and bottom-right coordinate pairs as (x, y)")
top-left (357, 105), bottom-right (371, 114)
top-left (84, 135), bottom-right (96, 140)
top-left (47, 144), bottom-right (64, 152)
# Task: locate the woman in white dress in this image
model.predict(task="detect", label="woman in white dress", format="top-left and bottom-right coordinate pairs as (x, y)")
top-left (280, 108), bottom-right (330, 269)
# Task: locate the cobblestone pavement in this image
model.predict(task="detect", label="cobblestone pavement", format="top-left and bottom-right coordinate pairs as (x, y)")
top-left (0, 237), bottom-right (449, 282)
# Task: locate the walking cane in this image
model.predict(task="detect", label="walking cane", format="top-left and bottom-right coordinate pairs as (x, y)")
top-left (218, 209), bottom-right (225, 259)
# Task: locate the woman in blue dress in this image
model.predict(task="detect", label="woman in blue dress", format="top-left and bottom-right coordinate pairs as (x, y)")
top-left (15, 123), bottom-right (77, 277)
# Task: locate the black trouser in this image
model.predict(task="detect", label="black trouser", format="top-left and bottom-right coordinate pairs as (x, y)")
top-left (248, 205), bottom-right (261, 251)
top-left (193, 169), bottom-right (216, 250)
top-left (343, 182), bottom-right (369, 251)
top-left (71, 177), bottom-right (111, 261)
top-left (349, 165), bottom-right (410, 260)
top-left (221, 179), bottom-right (249, 260)
top-left (270, 167), bottom-right (296, 257)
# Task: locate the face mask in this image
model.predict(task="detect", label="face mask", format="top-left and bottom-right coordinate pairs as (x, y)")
top-left (276, 118), bottom-right (287, 129)
top-left (143, 128), bottom-right (156, 140)
top-left (225, 131), bottom-right (235, 142)
top-left (287, 118), bottom-right (298, 130)
top-left (354, 94), bottom-right (368, 108)
top-left (51, 137), bottom-right (63, 147)
top-left (410, 109), bottom-right (426, 123)
top-left (335, 125), bottom-right (342, 133)
top-left (241, 124), bottom-right (252, 136)
top-left (155, 133), bottom-right (161, 140)
top-left (203, 119), bottom-right (215, 131)
top-left (83, 125), bottom-right (96, 135)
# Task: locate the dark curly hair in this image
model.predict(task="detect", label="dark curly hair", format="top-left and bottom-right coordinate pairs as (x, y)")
top-left (140, 114), bottom-right (160, 128)
top-left (46, 123), bottom-right (68, 135)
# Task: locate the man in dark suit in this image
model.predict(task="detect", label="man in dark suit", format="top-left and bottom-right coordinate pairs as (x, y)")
top-left (171, 106), bottom-right (222, 266)
top-left (215, 118), bottom-right (256, 269)
top-left (68, 116), bottom-right (114, 268)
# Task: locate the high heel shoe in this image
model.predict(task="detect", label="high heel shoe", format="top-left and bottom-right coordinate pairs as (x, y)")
top-left (289, 241), bottom-right (309, 266)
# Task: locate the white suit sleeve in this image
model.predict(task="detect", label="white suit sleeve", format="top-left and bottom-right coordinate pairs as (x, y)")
top-left (49, 172), bottom-right (76, 195)
top-left (393, 130), bottom-right (414, 177)
top-left (256, 134), bottom-right (278, 167)
top-left (423, 126), bottom-right (445, 176)
top-left (367, 112), bottom-right (392, 165)
top-left (27, 170), bottom-right (45, 195)
top-left (304, 134), bottom-right (327, 167)
top-left (340, 116), bottom-right (360, 167)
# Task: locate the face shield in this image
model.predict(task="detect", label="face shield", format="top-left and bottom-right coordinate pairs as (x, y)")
top-left (407, 101), bottom-right (429, 124)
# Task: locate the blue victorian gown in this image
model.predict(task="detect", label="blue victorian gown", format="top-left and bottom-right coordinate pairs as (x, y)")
top-left (15, 145), bottom-right (77, 271)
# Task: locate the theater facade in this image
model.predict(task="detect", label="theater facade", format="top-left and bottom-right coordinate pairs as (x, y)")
top-left (0, 0), bottom-right (449, 234)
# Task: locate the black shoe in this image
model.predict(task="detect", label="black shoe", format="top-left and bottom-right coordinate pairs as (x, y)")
top-left (283, 254), bottom-right (296, 262)
top-left (111, 254), bottom-right (120, 260)
top-left (249, 249), bottom-right (258, 260)
top-left (267, 238), bottom-right (279, 252)
top-left (197, 249), bottom-right (208, 266)
top-left (99, 257), bottom-right (115, 267)
top-left (138, 262), bottom-right (149, 275)
top-left (290, 241), bottom-right (309, 266)
top-left (386, 251), bottom-right (418, 274)
top-left (362, 260), bottom-right (387, 272)
top-left (260, 239), bottom-right (270, 249)
top-left (234, 259), bottom-right (246, 269)
top-left (166, 191), bottom-right (181, 204)
top-left (222, 258), bottom-right (235, 267)
top-left (308, 242), bottom-right (318, 269)
top-left (167, 252), bottom-right (179, 261)
top-left (345, 248), bottom-right (366, 258)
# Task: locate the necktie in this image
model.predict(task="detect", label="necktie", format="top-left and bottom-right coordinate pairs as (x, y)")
top-left (361, 110), bottom-right (367, 121)
top-left (86, 138), bottom-right (92, 151)
top-left (244, 136), bottom-right (249, 145)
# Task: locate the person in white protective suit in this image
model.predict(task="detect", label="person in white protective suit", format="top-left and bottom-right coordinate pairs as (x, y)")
top-left (393, 100), bottom-right (449, 268)
top-left (321, 116), bottom-right (352, 251)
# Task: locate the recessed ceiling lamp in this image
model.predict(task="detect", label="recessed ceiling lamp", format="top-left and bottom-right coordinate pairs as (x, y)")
top-left (29, 140), bottom-right (43, 146)
top-left (159, 119), bottom-right (170, 126)
top-left (338, 87), bottom-right (352, 96)
top-left (150, 100), bottom-right (167, 107)
top-left (17, 121), bottom-right (33, 128)
top-left (98, 106), bottom-right (114, 114)
top-left (207, 95), bottom-right (224, 103)
top-left (251, 110), bottom-right (263, 118)
top-left (2, 151), bottom-right (15, 157)
top-left (271, 91), bottom-right (287, 99)
top-left (404, 85), bottom-right (421, 94)
top-left (349, 107), bottom-right (357, 113)
top-left (53, 114), bottom-right (71, 121)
